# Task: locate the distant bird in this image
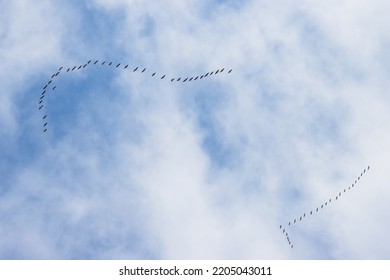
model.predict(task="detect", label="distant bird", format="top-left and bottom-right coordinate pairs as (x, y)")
top-left (183, 78), bottom-right (188, 82)
top-left (316, 208), bottom-right (318, 212)
top-left (142, 68), bottom-right (146, 73)
top-left (336, 196), bottom-right (338, 200)
top-left (291, 245), bottom-right (293, 248)
top-left (200, 75), bottom-right (204, 79)
top-left (161, 75), bottom-right (165, 79)
top-left (41, 90), bottom-right (46, 95)
top-left (283, 229), bottom-right (285, 233)
top-left (43, 85), bottom-right (47, 90)
top-left (288, 222), bottom-right (291, 226)
top-left (44, 123), bottom-right (47, 127)
top-left (39, 100), bottom-right (42, 104)
top-left (210, 71), bottom-right (214, 75)
top-left (344, 189), bottom-right (346, 192)
top-left (339, 192), bottom-right (341, 196)
top-left (44, 129), bottom-right (47, 132)
top-left (72, 66), bottom-right (76, 70)
top-left (48, 80), bottom-right (52, 84)
top-left (294, 219), bottom-right (296, 223)
top-left (228, 69), bottom-right (232, 73)
top-left (348, 187), bottom-right (351, 190)
top-left (194, 76), bottom-right (199, 80)
top-left (177, 78), bottom-right (181, 81)
top-left (300, 217), bottom-right (302, 221)
top-left (280, 225), bottom-right (282, 229)
top-left (102, 61), bottom-right (106, 65)
top-left (43, 115), bottom-right (47, 119)
top-left (78, 66), bottom-right (82, 69)
top-left (124, 65), bottom-right (128, 69)
top-left (321, 205), bottom-right (323, 208)
top-left (94, 60), bottom-right (98, 64)
top-left (358, 177), bottom-right (360, 180)
top-left (189, 77), bottom-right (193, 81)
top-left (215, 70), bottom-right (219, 74)
top-left (51, 74), bottom-right (55, 78)
top-left (39, 105), bottom-right (43, 110)
top-left (55, 71), bottom-right (60, 76)
top-left (220, 68), bottom-right (224, 72)
top-left (152, 72), bottom-right (156, 76)
top-left (364, 169), bottom-right (366, 173)
top-left (205, 73), bottom-right (209, 77)
top-left (329, 199), bottom-right (331, 202)
top-left (87, 60), bottom-right (91, 64)
top-left (82, 64), bottom-right (87, 68)
top-left (310, 211), bottom-right (312, 215)
top-left (171, 78), bottom-right (175, 82)
top-left (59, 67), bottom-right (63, 71)
top-left (108, 62), bottom-right (112, 66)
top-left (116, 63), bottom-right (121, 68)
top-left (368, 165), bottom-right (370, 170)
top-left (303, 213), bottom-right (305, 217)
top-left (325, 202), bottom-right (327, 206)
top-left (67, 68), bottom-right (70, 72)
top-left (53, 86), bottom-right (56, 90)
top-left (355, 180), bottom-right (357, 184)
top-left (133, 67), bottom-right (138, 72)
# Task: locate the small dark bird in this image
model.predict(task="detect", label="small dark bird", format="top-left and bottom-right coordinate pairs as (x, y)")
top-left (161, 75), bottom-right (165, 79)
top-left (336, 196), bottom-right (338, 200)
top-left (44, 123), bottom-right (47, 127)
top-left (215, 70), bottom-right (219, 74)
top-left (43, 115), bottom-right (47, 119)
top-left (44, 129), bottom-right (47, 132)
top-left (358, 177), bottom-right (360, 180)
top-left (210, 71), bottom-right (214, 75)
top-left (189, 77), bottom-right (193, 81)
top-left (72, 66), bottom-right (76, 70)
top-left (102, 61), bottom-right (106, 65)
top-left (124, 65), bottom-right (128, 69)
top-left (325, 202), bottom-right (327, 206)
top-left (59, 67), bottom-right (63, 71)
top-left (152, 73), bottom-right (156, 76)
top-left (39, 105), bottom-right (43, 110)
top-left (43, 85), bottom-right (47, 90)
top-left (183, 78), bottom-right (188, 82)
top-left (171, 78), bottom-right (175, 82)
top-left (48, 80), bottom-right (52, 84)
top-left (53, 86), bottom-right (56, 90)
top-left (108, 62), bottom-right (112, 66)
top-left (368, 165), bottom-right (370, 170)
top-left (142, 68), bottom-right (146, 73)
top-left (200, 75), bottom-right (204, 79)
top-left (42, 90), bottom-right (46, 95)
top-left (303, 213), bottom-right (305, 217)
top-left (288, 222), bottom-right (291, 226)
top-left (310, 211), bottom-right (312, 215)
top-left (280, 225), bottom-right (282, 229)
top-left (300, 217), bottom-right (302, 221)
top-left (344, 189), bottom-right (346, 192)
top-left (291, 245), bottom-right (293, 248)
top-left (283, 229), bottom-right (285, 233)
top-left (321, 205), bottom-right (323, 208)
top-left (355, 180), bottom-right (357, 184)
top-left (177, 78), bottom-right (181, 81)
top-left (220, 68), bottom-right (224, 72)
top-left (78, 66), bottom-right (82, 69)
top-left (133, 67), bottom-right (138, 72)
top-left (94, 60), bottom-right (98, 64)
top-left (56, 71), bottom-right (60, 76)
top-left (194, 76), bottom-right (198, 80)
top-left (83, 64), bottom-right (87, 68)
top-left (348, 187), bottom-right (351, 190)
top-left (329, 199), bottom-right (331, 202)
top-left (316, 208), bottom-right (318, 212)
top-left (87, 60), bottom-right (91, 64)
top-left (116, 63), bottom-right (121, 68)
top-left (364, 169), bottom-right (366, 173)
top-left (294, 219), bottom-right (296, 223)
top-left (51, 74), bottom-right (55, 78)
top-left (205, 73), bottom-right (209, 77)
top-left (228, 69), bottom-right (232, 73)
top-left (39, 100), bottom-right (42, 104)
top-left (67, 68), bottom-right (70, 72)
top-left (339, 192), bottom-right (341, 196)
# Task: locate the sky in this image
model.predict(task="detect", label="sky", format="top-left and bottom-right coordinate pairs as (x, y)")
top-left (0, 0), bottom-right (390, 259)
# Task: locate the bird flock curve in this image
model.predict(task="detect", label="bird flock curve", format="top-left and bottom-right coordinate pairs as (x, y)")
top-left (38, 59), bottom-right (233, 132)
top-left (279, 165), bottom-right (370, 248)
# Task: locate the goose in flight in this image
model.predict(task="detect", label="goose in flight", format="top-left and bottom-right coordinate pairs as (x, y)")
top-left (43, 115), bottom-right (47, 119)
top-left (228, 69), bottom-right (232, 73)
top-left (124, 65), bottom-right (128, 69)
top-left (152, 72), bottom-right (156, 76)
top-left (133, 67), bottom-right (138, 72)
top-left (94, 60), bottom-right (99, 64)
top-left (72, 66), bottom-right (76, 71)
top-left (142, 68), bottom-right (146, 73)
top-left (161, 75), bottom-right (165, 79)
top-left (116, 63), bottom-right (121, 68)
top-left (108, 62), bottom-right (112, 66)
top-left (171, 78), bottom-right (175, 82)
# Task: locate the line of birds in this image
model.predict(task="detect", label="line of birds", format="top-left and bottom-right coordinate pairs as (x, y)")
top-left (279, 165), bottom-right (370, 248)
top-left (38, 60), bottom-right (233, 133)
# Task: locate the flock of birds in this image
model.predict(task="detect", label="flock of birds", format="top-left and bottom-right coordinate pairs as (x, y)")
top-left (279, 165), bottom-right (370, 248)
top-left (38, 60), bottom-right (371, 251)
top-left (38, 59), bottom-right (232, 132)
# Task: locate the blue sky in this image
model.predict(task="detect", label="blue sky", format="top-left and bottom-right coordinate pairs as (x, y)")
top-left (1, 0), bottom-right (390, 259)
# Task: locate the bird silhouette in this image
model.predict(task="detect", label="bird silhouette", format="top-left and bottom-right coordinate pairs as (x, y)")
top-left (133, 67), bottom-right (138, 72)
top-left (116, 63), bottom-right (121, 68)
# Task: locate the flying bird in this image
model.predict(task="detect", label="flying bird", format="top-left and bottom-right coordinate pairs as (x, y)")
top-left (152, 72), bottom-right (156, 76)
top-left (108, 62), bottom-right (112, 66)
top-left (183, 78), bottom-right (188, 82)
top-left (67, 68), bottom-right (70, 72)
top-left (48, 80), bottom-right (52, 84)
top-left (194, 76), bottom-right (198, 80)
top-left (44, 123), bottom-right (47, 127)
top-left (44, 129), bottom-right (47, 132)
top-left (220, 68), bottom-right (224, 72)
top-left (39, 105), bottom-right (43, 110)
top-left (39, 100), bottom-right (42, 104)
top-left (215, 70), bottom-right (219, 74)
top-left (205, 73), bottom-right (209, 77)
top-left (72, 66), bottom-right (76, 70)
top-left (83, 64), bottom-right (87, 68)
top-left (43, 85), bottom-right (47, 89)
top-left (59, 67), bottom-right (63, 71)
top-left (177, 78), bottom-right (181, 81)
top-left (171, 78), bottom-right (175, 82)
top-left (102, 61), bottom-right (106, 65)
top-left (87, 60), bottom-right (91, 64)
top-left (142, 68), bottom-right (146, 73)
top-left (94, 60), bottom-right (98, 64)
top-left (161, 75), bottom-right (165, 79)
top-left (124, 65), bottom-right (128, 69)
top-left (189, 77), bottom-right (193, 81)
top-left (116, 63), bottom-right (121, 68)
top-left (210, 71), bottom-right (214, 75)
top-left (133, 67), bottom-right (138, 72)
top-left (53, 86), bottom-right (56, 90)
top-left (200, 75), bottom-right (204, 79)
top-left (43, 115), bottom-right (47, 119)
top-left (228, 69), bottom-right (232, 73)
top-left (78, 66), bottom-right (82, 69)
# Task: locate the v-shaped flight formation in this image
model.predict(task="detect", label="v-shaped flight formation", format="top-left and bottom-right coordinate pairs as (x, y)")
top-left (279, 165), bottom-right (370, 248)
top-left (38, 60), bottom-right (233, 133)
